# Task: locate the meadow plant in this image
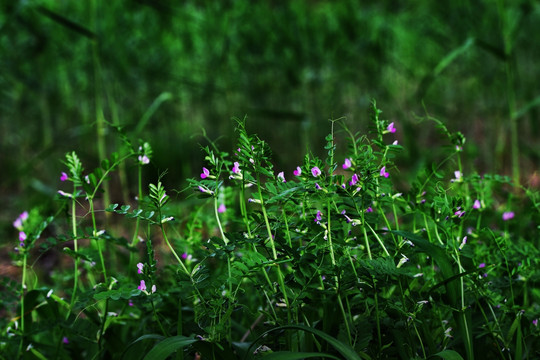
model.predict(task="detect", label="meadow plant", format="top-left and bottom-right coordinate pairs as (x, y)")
top-left (1, 102), bottom-right (539, 359)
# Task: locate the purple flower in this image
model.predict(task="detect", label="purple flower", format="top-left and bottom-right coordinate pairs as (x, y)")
top-left (502, 211), bottom-right (514, 221)
top-left (366, 207), bottom-right (373, 213)
top-left (138, 155), bottom-right (150, 165)
top-left (311, 166), bottom-right (321, 177)
top-left (315, 183), bottom-right (321, 190)
top-left (138, 280), bottom-right (146, 291)
top-left (380, 166), bottom-right (389, 178)
top-left (478, 263), bottom-right (486, 269)
top-left (232, 162), bottom-right (241, 175)
top-left (293, 166), bottom-right (302, 176)
top-left (277, 171), bottom-right (286, 183)
top-left (314, 210), bottom-right (322, 223)
top-left (137, 262), bottom-right (144, 274)
top-left (454, 208), bottom-right (465, 218)
top-left (218, 204), bottom-right (226, 213)
top-left (349, 173), bottom-right (359, 186)
top-left (198, 186), bottom-right (214, 195)
top-left (128, 300), bottom-right (134, 307)
top-left (200, 167), bottom-right (210, 179)
top-left (342, 158), bottom-right (352, 170)
top-left (473, 199), bottom-right (481, 210)
top-left (62, 337), bottom-right (69, 344)
top-left (533, 319), bottom-right (538, 327)
top-left (151, 285), bottom-right (157, 293)
top-left (387, 122), bottom-right (396, 133)
top-left (451, 171), bottom-right (462, 183)
top-left (19, 231), bottom-right (27, 246)
top-left (60, 172), bottom-right (68, 182)
top-left (181, 252), bottom-right (188, 260)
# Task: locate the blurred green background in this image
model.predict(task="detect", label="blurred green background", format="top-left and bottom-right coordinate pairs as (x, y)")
top-left (1, 0), bottom-right (540, 241)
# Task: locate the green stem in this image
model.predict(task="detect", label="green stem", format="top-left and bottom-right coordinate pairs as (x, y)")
top-left (69, 192), bottom-right (79, 317)
top-left (18, 254), bottom-right (28, 356)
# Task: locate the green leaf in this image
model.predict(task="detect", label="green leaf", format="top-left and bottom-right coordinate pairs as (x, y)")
top-left (93, 288), bottom-right (141, 301)
top-left (143, 336), bottom-right (197, 360)
top-left (261, 352), bottom-right (341, 360)
top-left (429, 350), bottom-right (464, 360)
top-left (246, 324), bottom-right (368, 360)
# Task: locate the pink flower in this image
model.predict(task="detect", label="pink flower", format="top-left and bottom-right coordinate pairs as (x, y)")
top-left (342, 158), bottom-right (352, 170)
top-left (387, 122), bottom-right (396, 133)
top-left (473, 199), bottom-right (481, 210)
top-left (293, 166), bottom-right (302, 176)
top-left (392, 140), bottom-right (398, 145)
top-left (451, 171), bottom-right (462, 183)
top-left (232, 162), bottom-right (241, 174)
top-left (13, 211), bottom-right (28, 230)
top-left (311, 167), bottom-right (321, 177)
top-left (277, 171), bottom-right (286, 183)
top-left (200, 167), bottom-right (210, 179)
top-left (60, 172), bottom-right (68, 182)
top-left (218, 204), bottom-right (226, 213)
top-left (478, 263), bottom-right (486, 268)
top-left (138, 280), bottom-right (146, 291)
top-left (151, 285), bottom-right (157, 293)
top-left (128, 300), bottom-right (134, 307)
top-left (380, 166), bottom-right (389, 178)
top-left (19, 231), bottom-right (27, 242)
top-left (181, 252), bottom-right (188, 260)
top-left (137, 262), bottom-right (144, 274)
top-left (502, 211), bottom-right (514, 221)
top-left (62, 337), bottom-right (69, 344)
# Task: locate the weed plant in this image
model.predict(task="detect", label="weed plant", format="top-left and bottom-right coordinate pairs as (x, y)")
top-left (1, 102), bottom-right (540, 359)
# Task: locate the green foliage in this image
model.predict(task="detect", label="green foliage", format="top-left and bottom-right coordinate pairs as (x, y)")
top-left (2, 102), bottom-right (540, 359)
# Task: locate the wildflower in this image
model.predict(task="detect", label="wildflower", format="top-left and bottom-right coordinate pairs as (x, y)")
top-left (200, 167), bottom-right (210, 179)
top-left (277, 171), bottom-right (286, 183)
top-left (451, 171), bottom-right (462, 183)
top-left (502, 211), bottom-right (514, 221)
top-left (232, 162), bottom-right (241, 175)
top-left (454, 207), bottom-right (465, 218)
top-left (315, 183), bottom-right (321, 190)
top-left (293, 166), bottom-right (302, 176)
top-left (392, 140), bottom-right (398, 145)
top-left (198, 185), bottom-right (214, 196)
top-left (380, 166), bottom-right (389, 178)
top-left (151, 285), bottom-right (157, 293)
top-left (314, 210), bottom-right (322, 223)
top-left (128, 300), bottom-right (134, 307)
top-left (342, 158), bottom-right (352, 170)
top-left (137, 263), bottom-right (144, 274)
top-left (311, 166), bottom-right (321, 177)
top-left (13, 211), bottom-right (28, 230)
top-left (397, 253), bottom-right (409, 268)
top-left (444, 327), bottom-right (453, 338)
top-left (218, 204), bottom-right (226, 213)
top-left (459, 236), bottom-right (467, 250)
top-left (366, 207), bottom-right (373, 213)
top-left (57, 190), bottom-right (73, 198)
top-left (60, 172), bottom-right (68, 181)
top-left (479, 263), bottom-right (486, 268)
top-left (349, 173), bottom-right (359, 186)
top-left (138, 155), bottom-right (150, 165)
top-left (138, 280), bottom-right (146, 292)
top-left (62, 337), bottom-right (69, 344)
top-left (386, 122), bottom-right (396, 134)
top-left (533, 319), bottom-right (538, 327)
top-left (473, 199), bottom-right (481, 210)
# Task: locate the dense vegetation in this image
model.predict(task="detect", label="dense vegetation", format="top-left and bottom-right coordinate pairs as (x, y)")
top-left (1, 1), bottom-right (540, 359)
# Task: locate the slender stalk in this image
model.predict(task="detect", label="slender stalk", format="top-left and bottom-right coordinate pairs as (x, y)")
top-left (18, 254), bottom-right (28, 356)
top-left (69, 191), bottom-right (79, 317)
